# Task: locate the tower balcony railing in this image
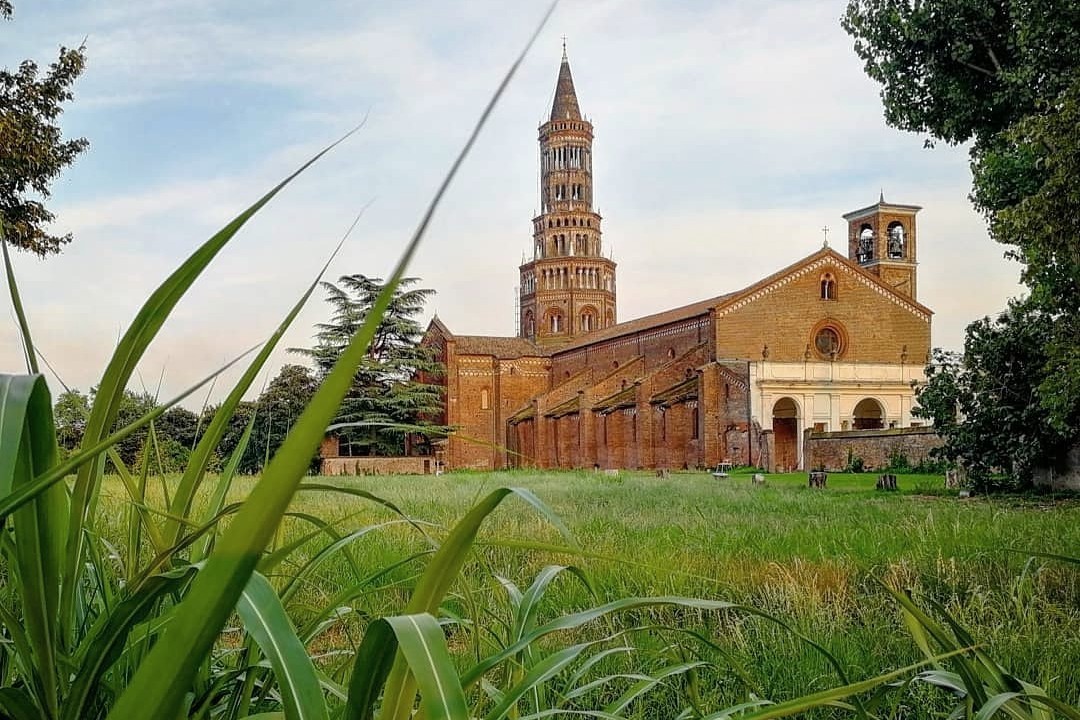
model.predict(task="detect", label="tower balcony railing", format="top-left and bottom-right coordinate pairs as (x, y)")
top-left (542, 200), bottom-right (593, 213)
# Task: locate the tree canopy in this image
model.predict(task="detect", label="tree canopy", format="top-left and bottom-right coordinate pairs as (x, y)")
top-left (293, 275), bottom-right (449, 457)
top-left (845, 0), bottom-right (1080, 485)
top-left (843, 0), bottom-right (1080, 148)
top-left (1, 1), bottom-right (88, 255)
top-left (914, 300), bottom-right (1073, 489)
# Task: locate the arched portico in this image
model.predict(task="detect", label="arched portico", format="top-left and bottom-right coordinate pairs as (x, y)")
top-left (853, 397), bottom-right (885, 430)
top-left (772, 397), bottom-right (801, 471)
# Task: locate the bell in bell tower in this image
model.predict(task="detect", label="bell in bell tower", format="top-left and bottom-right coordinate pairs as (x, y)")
top-left (518, 43), bottom-right (618, 346)
top-left (843, 193), bottom-right (921, 300)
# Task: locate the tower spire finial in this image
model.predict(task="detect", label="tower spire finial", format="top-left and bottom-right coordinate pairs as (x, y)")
top-left (879, 188), bottom-right (885, 204)
top-left (561, 35), bottom-right (567, 60)
top-left (550, 40), bottom-right (581, 121)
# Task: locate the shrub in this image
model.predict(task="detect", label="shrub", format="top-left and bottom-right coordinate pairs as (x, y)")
top-left (885, 448), bottom-right (912, 473)
top-left (845, 447), bottom-right (865, 473)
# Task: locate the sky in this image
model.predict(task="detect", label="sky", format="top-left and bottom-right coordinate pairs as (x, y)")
top-left (2, 0), bottom-right (1025, 406)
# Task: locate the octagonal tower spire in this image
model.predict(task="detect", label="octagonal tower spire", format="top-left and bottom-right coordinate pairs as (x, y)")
top-left (519, 46), bottom-right (617, 346)
top-left (550, 43), bottom-right (582, 121)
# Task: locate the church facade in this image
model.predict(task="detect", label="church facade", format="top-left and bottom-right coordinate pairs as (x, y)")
top-left (422, 51), bottom-right (932, 472)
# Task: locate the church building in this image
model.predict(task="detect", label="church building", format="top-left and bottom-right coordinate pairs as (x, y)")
top-left (422, 49), bottom-right (932, 472)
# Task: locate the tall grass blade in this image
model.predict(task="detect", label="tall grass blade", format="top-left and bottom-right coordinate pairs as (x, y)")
top-left (1, 226), bottom-right (39, 374)
top-left (106, 447), bottom-right (167, 557)
top-left (167, 215), bottom-right (357, 546)
top-left (278, 520), bottom-right (413, 606)
top-left (383, 614), bottom-right (470, 720)
top-left (62, 127), bottom-right (361, 641)
top-left (237, 572), bottom-right (329, 720)
top-left (343, 620), bottom-right (398, 720)
top-left (0, 348), bottom-right (254, 519)
top-left (370, 487), bottom-right (572, 720)
top-left (107, 40), bottom-right (528, 705)
top-left (0, 687), bottom-right (41, 720)
top-left (461, 597), bottom-right (739, 690)
top-left (192, 404), bottom-right (258, 563)
top-left (603, 661), bottom-right (708, 716)
top-left (484, 642), bottom-right (594, 720)
top-left (62, 565), bottom-right (199, 720)
top-left (734, 650), bottom-right (972, 719)
top-left (1005, 549), bottom-right (1080, 566)
top-left (881, 583), bottom-right (989, 706)
top-left (0, 375), bottom-right (67, 717)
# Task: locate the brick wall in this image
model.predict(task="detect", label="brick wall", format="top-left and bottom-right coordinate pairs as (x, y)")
top-left (321, 456), bottom-right (434, 475)
top-left (550, 316), bottom-right (711, 378)
top-left (447, 350), bottom-right (549, 471)
top-left (701, 361), bottom-right (755, 467)
top-left (715, 255), bottom-right (929, 365)
top-left (803, 426), bottom-right (942, 472)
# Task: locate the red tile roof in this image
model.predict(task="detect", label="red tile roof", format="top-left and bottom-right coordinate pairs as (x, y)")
top-left (453, 335), bottom-right (547, 359)
top-left (556, 294), bottom-right (733, 353)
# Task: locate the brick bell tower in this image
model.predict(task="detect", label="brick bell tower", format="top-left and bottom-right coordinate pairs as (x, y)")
top-left (519, 45), bottom-right (617, 346)
top-left (843, 193), bottom-right (922, 300)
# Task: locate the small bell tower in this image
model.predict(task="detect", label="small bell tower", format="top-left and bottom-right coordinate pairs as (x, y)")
top-left (518, 44), bottom-right (617, 346)
top-left (843, 193), bottom-right (921, 300)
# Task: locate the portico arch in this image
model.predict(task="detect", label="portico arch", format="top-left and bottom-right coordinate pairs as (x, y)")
top-left (853, 397), bottom-right (884, 430)
top-left (771, 397), bottom-right (800, 472)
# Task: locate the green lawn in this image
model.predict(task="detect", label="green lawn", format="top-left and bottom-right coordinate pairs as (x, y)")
top-left (99, 468), bottom-right (1080, 716)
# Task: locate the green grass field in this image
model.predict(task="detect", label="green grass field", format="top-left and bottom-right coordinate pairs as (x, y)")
top-left (98, 468), bottom-right (1080, 716)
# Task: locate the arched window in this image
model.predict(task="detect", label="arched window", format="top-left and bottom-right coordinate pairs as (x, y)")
top-left (858, 224), bottom-right (874, 263)
top-left (820, 272), bottom-right (836, 300)
top-left (523, 310), bottom-right (534, 337)
top-left (549, 311), bottom-right (563, 333)
top-left (580, 306), bottom-right (597, 332)
top-left (667, 348), bottom-right (676, 359)
top-left (480, 388), bottom-right (490, 410)
top-left (887, 222), bottom-right (906, 258)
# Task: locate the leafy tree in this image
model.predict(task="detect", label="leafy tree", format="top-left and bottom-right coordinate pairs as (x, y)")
top-left (101, 389), bottom-right (158, 470)
top-left (214, 400), bottom-right (258, 473)
top-left (915, 300), bottom-right (1072, 490)
top-left (53, 387), bottom-right (89, 452)
top-left (1, 2), bottom-right (89, 255)
top-left (156, 406), bottom-right (200, 451)
top-left (293, 275), bottom-right (449, 457)
top-left (842, 0), bottom-right (1080, 148)
top-left (250, 364), bottom-right (318, 473)
top-left (845, 0), bottom-right (1080, 480)
top-left (973, 77), bottom-right (1080, 436)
